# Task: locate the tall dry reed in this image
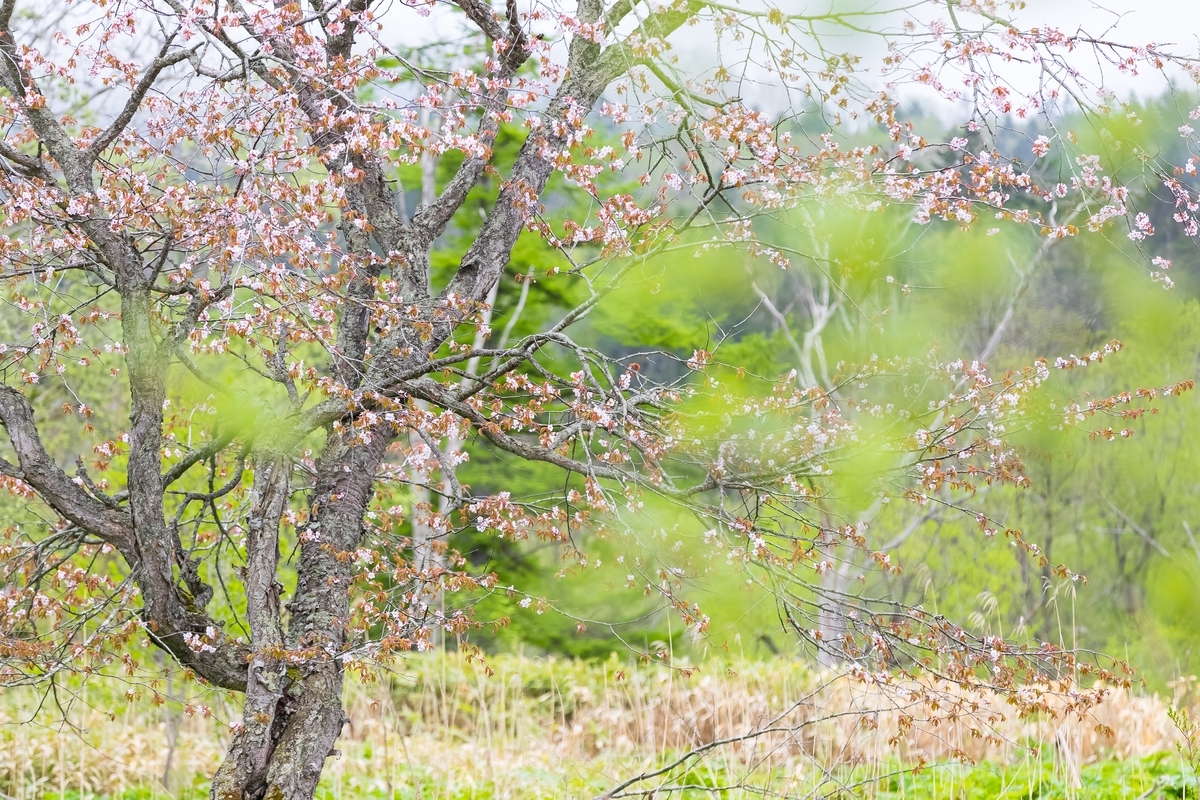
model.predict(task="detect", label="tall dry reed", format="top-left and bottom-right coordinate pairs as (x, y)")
top-left (0, 654), bottom-right (1191, 798)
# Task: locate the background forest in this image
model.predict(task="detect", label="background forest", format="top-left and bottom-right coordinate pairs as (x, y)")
top-left (366, 94), bottom-right (1200, 688)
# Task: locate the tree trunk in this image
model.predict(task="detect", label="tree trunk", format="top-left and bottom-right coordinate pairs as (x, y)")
top-left (210, 665), bottom-right (347, 800)
top-left (212, 427), bottom-right (388, 800)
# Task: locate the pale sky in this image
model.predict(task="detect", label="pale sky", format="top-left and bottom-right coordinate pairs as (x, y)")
top-left (36, 0), bottom-right (1200, 130)
top-left (661, 0), bottom-right (1200, 120)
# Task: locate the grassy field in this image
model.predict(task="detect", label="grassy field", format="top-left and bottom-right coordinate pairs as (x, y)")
top-left (2, 653), bottom-right (1198, 799)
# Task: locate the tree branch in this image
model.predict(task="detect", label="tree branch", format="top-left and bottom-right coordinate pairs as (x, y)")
top-left (0, 386), bottom-right (131, 549)
top-left (81, 38), bottom-right (193, 167)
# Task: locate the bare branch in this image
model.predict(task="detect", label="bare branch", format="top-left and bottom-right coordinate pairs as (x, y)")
top-left (81, 39), bottom-right (193, 166)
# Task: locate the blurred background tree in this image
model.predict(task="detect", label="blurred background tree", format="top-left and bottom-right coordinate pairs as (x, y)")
top-left (427, 93), bottom-right (1200, 688)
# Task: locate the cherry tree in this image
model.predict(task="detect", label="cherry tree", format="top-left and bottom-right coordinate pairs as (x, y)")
top-left (0, 0), bottom-right (1193, 797)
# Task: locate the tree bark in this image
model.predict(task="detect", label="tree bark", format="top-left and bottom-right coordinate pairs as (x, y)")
top-left (212, 426), bottom-right (390, 800)
top-left (211, 453), bottom-right (292, 799)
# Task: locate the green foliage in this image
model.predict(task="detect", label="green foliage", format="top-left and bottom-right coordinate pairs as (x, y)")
top-left (34, 755), bottom-right (1200, 799)
top-left (867, 755), bottom-right (1199, 800)
top-left (1170, 705), bottom-right (1200, 782)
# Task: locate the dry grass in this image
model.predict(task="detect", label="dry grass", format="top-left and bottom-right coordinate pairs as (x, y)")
top-left (0, 653), bottom-right (1194, 798)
